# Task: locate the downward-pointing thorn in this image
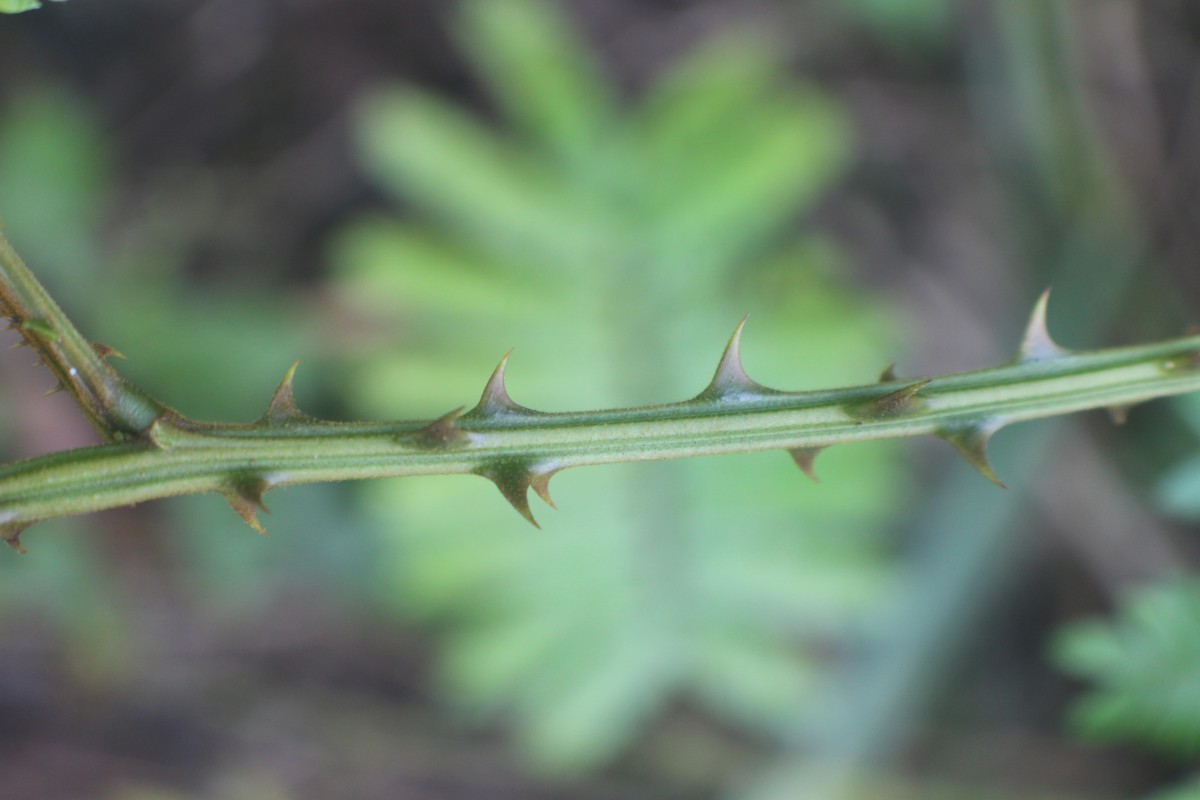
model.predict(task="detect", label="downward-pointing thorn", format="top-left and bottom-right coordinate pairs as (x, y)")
top-left (478, 462), bottom-right (541, 528)
top-left (1, 522), bottom-right (29, 554)
top-left (1107, 405), bottom-right (1131, 425)
top-left (530, 468), bottom-right (560, 509)
top-left (788, 447), bottom-right (824, 482)
top-left (223, 477), bottom-right (271, 535)
top-left (1017, 288), bottom-right (1069, 363)
top-left (938, 422), bottom-right (1006, 488)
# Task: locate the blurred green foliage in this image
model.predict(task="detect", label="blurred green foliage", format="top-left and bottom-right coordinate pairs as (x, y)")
top-left (1053, 578), bottom-right (1200, 758)
top-left (333, 0), bottom-right (908, 772)
top-left (0, 0), bottom-right (68, 13)
top-left (1155, 395), bottom-right (1200, 520)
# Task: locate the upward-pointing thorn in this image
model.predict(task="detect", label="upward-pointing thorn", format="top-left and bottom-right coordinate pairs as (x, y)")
top-left (1017, 289), bottom-right (1070, 363)
top-left (464, 350), bottom-right (536, 419)
top-left (698, 315), bottom-right (771, 401)
top-left (262, 360), bottom-right (309, 424)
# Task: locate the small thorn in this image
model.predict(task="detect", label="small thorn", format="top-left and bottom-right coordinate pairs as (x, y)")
top-left (43, 382), bottom-right (65, 396)
top-left (1017, 288), bottom-right (1069, 363)
top-left (848, 379), bottom-right (931, 420)
top-left (8, 340), bottom-right (29, 350)
top-left (1187, 324), bottom-right (1200, 336)
top-left (478, 462), bottom-right (540, 528)
top-left (91, 341), bottom-right (126, 360)
top-left (1107, 405), bottom-right (1131, 425)
top-left (416, 406), bottom-right (468, 448)
top-left (879, 363), bottom-right (898, 383)
top-left (530, 467), bottom-right (560, 509)
top-left (788, 447), bottom-right (824, 482)
top-left (262, 360), bottom-right (308, 424)
top-left (223, 477), bottom-right (271, 535)
top-left (938, 422), bottom-right (1006, 488)
top-left (698, 315), bottom-right (772, 400)
top-left (464, 350), bottom-right (536, 419)
top-left (1, 522), bottom-right (29, 554)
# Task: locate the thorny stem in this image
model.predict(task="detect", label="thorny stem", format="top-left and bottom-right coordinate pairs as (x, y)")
top-left (1, 231), bottom-right (1199, 551)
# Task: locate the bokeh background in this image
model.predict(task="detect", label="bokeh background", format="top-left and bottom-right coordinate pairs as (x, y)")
top-left (1, 1), bottom-right (1200, 798)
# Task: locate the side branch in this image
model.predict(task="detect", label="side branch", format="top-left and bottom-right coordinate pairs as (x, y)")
top-left (0, 232), bottom-right (168, 440)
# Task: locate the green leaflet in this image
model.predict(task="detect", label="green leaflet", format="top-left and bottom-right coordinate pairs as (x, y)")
top-left (1053, 578), bottom-right (1200, 758)
top-left (341, 0), bottom-right (894, 772)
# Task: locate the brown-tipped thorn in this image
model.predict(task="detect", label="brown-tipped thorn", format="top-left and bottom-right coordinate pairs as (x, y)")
top-left (262, 360), bottom-right (308, 424)
top-left (850, 379), bottom-right (931, 419)
top-left (416, 406), bottom-right (468, 448)
top-left (43, 383), bottom-right (65, 397)
top-left (1, 522), bottom-right (29, 554)
top-left (478, 464), bottom-right (540, 528)
top-left (530, 467), bottom-right (560, 509)
top-left (938, 422), bottom-right (1006, 488)
top-left (223, 477), bottom-right (271, 535)
top-left (698, 315), bottom-right (771, 400)
top-left (788, 447), bottom-right (824, 482)
top-left (879, 363), bottom-right (898, 383)
top-left (91, 341), bottom-right (126, 360)
top-left (465, 350), bottom-right (535, 419)
top-left (1017, 288), bottom-right (1069, 363)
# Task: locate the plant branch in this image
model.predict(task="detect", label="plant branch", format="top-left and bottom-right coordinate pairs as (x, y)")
top-left (1, 234), bottom-right (1199, 551)
top-left (0, 232), bottom-right (168, 440)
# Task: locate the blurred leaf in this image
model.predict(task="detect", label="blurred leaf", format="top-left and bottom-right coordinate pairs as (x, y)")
top-left (0, 87), bottom-right (111, 303)
top-left (458, 0), bottom-right (614, 157)
top-left (0, 0), bottom-right (68, 12)
top-left (833, 0), bottom-right (959, 46)
top-left (335, 1), bottom-right (908, 775)
top-left (1144, 775), bottom-right (1200, 800)
top-left (1157, 395), bottom-right (1200, 519)
top-left (1052, 578), bottom-right (1200, 758)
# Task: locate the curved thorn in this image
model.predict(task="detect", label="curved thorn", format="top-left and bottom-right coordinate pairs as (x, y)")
top-left (1017, 288), bottom-right (1069, 363)
top-left (263, 360), bottom-right (307, 424)
top-left (879, 363), bottom-right (898, 383)
top-left (788, 447), bottom-right (824, 482)
top-left (849, 379), bottom-right (931, 420)
top-left (416, 406), bottom-right (468, 448)
top-left (938, 422), bottom-right (1006, 488)
top-left (223, 477), bottom-right (271, 535)
top-left (698, 315), bottom-right (770, 400)
top-left (1, 522), bottom-right (29, 554)
top-left (483, 468), bottom-right (539, 528)
top-left (530, 467), bottom-right (559, 509)
top-left (465, 350), bottom-right (535, 419)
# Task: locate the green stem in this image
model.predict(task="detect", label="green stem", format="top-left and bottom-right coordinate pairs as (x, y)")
top-left (2, 232), bottom-right (1199, 551)
top-left (1, 325), bottom-right (1198, 548)
top-left (0, 232), bottom-right (168, 440)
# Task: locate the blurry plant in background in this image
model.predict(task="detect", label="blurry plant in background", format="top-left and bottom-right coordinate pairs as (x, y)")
top-left (331, 0), bottom-right (907, 772)
top-left (1, 0), bottom-right (1200, 798)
